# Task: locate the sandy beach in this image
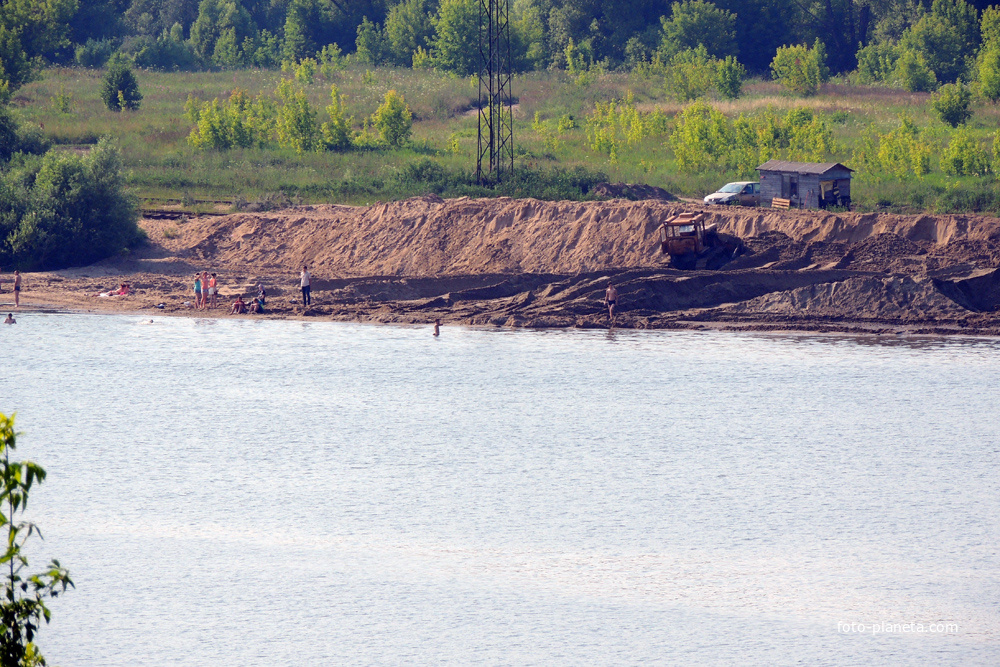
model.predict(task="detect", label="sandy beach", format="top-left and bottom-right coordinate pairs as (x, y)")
top-left (4, 195), bottom-right (1000, 335)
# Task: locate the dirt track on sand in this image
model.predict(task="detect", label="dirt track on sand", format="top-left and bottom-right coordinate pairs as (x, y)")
top-left (6, 195), bottom-right (1000, 335)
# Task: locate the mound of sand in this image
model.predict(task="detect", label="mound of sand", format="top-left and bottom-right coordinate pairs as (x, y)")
top-left (722, 275), bottom-right (969, 321)
top-left (150, 197), bottom-right (1000, 279)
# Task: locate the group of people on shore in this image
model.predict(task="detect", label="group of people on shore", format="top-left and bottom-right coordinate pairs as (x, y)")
top-left (230, 283), bottom-right (267, 315)
top-left (192, 271), bottom-right (219, 310)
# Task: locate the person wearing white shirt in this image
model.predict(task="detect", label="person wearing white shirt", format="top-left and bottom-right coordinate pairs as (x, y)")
top-left (300, 266), bottom-right (312, 306)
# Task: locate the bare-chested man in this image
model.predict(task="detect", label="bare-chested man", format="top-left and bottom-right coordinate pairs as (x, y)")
top-left (3, 313), bottom-right (14, 324)
top-left (605, 283), bottom-right (618, 326)
top-left (13, 271), bottom-right (21, 308)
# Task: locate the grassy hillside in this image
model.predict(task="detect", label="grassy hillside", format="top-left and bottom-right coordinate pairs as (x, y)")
top-left (9, 66), bottom-right (1000, 212)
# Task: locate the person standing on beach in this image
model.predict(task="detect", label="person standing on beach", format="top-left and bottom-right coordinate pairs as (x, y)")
top-left (300, 266), bottom-right (312, 307)
top-left (605, 283), bottom-right (618, 326)
top-left (13, 271), bottom-right (21, 308)
top-left (208, 272), bottom-right (218, 309)
top-left (193, 273), bottom-right (203, 309)
top-left (200, 271), bottom-right (210, 309)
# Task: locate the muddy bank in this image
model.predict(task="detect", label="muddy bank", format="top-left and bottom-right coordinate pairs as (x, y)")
top-left (5, 197), bottom-right (1000, 335)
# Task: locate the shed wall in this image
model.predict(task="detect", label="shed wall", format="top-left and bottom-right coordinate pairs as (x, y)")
top-left (759, 168), bottom-right (852, 208)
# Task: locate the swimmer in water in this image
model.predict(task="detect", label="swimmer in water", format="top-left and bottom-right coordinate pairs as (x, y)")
top-left (3, 313), bottom-right (14, 324)
top-left (433, 318), bottom-right (441, 336)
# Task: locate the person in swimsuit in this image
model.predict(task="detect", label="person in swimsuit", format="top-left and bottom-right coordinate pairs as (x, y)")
top-left (605, 283), bottom-right (618, 326)
top-left (193, 274), bottom-right (202, 309)
top-left (209, 273), bottom-right (219, 309)
top-left (3, 313), bottom-right (14, 324)
top-left (200, 271), bottom-right (210, 309)
top-left (13, 271), bottom-right (21, 308)
top-left (433, 318), bottom-right (441, 336)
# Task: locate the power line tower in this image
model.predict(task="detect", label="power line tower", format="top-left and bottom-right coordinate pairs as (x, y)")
top-left (476, 0), bottom-right (514, 184)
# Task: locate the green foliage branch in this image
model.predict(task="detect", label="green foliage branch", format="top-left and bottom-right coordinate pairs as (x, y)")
top-left (0, 412), bottom-right (73, 667)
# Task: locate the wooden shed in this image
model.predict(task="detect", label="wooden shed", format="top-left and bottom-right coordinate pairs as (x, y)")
top-left (757, 160), bottom-right (853, 209)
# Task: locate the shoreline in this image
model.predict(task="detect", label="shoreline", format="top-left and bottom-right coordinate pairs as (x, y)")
top-left (6, 291), bottom-right (1000, 339)
top-left (2, 196), bottom-right (999, 337)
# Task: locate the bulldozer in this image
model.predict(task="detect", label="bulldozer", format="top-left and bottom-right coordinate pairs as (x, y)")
top-left (657, 212), bottom-right (744, 270)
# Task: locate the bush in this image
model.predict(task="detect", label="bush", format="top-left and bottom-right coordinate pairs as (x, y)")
top-left (669, 100), bottom-right (733, 171)
top-left (715, 55), bottom-right (746, 99)
top-left (320, 84), bottom-right (353, 150)
top-left (0, 107), bottom-right (52, 162)
top-left (854, 41), bottom-right (899, 84)
top-left (895, 49), bottom-right (939, 92)
top-left (372, 90), bottom-right (413, 147)
top-left (663, 46), bottom-right (718, 101)
top-left (853, 115), bottom-right (932, 179)
top-left (121, 29), bottom-right (199, 71)
top-left (657, 0), bottom-right (737, 60)
top-left (74, 38), bottom-right (118, 68)
top-left (0, 140), bottom-right (143, 270)
top-left (275, 78), bottom-right (320, 153)
top-left (979, 44), bottom-right (1000, 102)
top-left (931, 81), bottom-right (973, 126)
top-left (941, 127), bottom-right (990, 175)
top-left (771, 40), bottom-right (828, 96)
top-left (101, 63), bottom-right (142, 111)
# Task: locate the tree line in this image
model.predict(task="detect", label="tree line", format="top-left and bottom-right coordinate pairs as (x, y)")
top-left (3, 0), bottom-right (1000, 94)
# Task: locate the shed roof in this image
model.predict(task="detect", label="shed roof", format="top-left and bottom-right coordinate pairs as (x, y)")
top-left (757, 160), bottom-right (853, 175)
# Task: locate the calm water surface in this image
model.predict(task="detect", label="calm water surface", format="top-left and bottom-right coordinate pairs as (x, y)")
top-left (2, 314), bottom-right (999, 665)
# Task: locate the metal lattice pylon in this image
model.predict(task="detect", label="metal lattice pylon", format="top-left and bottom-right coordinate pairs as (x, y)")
top-left (477, 0), bottom-right (513, 184)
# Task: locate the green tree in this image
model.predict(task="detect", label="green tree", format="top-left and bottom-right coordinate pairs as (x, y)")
top-left (941, 126), bottom-right (990, 174)
top-left (715, 54), bottom-right (745, 99)
top-left (663, 45), bottom-right (718, 101)
top-left (354, 16), bottom-right (388, 65)
top-left (384, 0), bottom-right (434, 66)
top-left (657, 0), bottom-right (737, 60)
top-left (980, 43), bottom-right (1000, 102)
top-left (0, 27), bottom-right (33, 96)
top-left (0, 0), bottom-right (76, 63)
top-left (899, 0), bottom-right (979, 83)
top-left (275, 78), bottom-right (319, 153)
top-left (2, 140), bottom-right (144, 270)
top-left (101, 62), bottom-right (143, 111)
top-left (771, 40), bottom-right (828, 96)
top-left (0, 413), bottom-right (73, 667)
top-left (320, 83), bottom-right (352, 150)
top-left (855, 41), bottom-right (900, 84)
top-left (372, 89), bottom-right (412, 147)
top-left (895, 48), bottom-right (939, 91)
top-left (669, 99), bottom-right (733, 171)
top-left (982, 5), bottom-right (1000, 46)
top-left (931, 80), bottom-right (973, 126)
top-left (283, 0), bottom-right (320, 62)
top-left (189, 0), bottom-right (256, 62)
top-left (432, 0), bottom-right (479, 75)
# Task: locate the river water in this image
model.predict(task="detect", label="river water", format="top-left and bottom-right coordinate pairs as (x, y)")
top-left (2, 314), bottom-right (998, 665)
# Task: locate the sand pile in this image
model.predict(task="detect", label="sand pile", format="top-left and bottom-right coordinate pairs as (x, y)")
top-left (719, 276), bottom-right (969, 321)
top-left (158, 197), bottom-right (1000, 279)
